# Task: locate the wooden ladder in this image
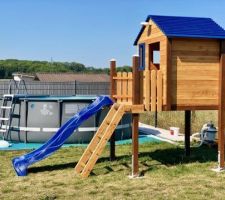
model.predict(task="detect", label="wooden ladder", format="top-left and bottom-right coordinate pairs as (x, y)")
top-left (75, 103), bottom-right (125, 177)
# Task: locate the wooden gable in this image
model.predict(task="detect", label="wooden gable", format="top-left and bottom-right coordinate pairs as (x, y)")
top-left (137, 19), bottom-right (166, 44)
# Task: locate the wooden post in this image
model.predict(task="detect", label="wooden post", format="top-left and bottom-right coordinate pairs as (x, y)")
top-left (165, 39), bottom-right (172, 110)
top-left (110, 59), bottom-right (116, 102)
top-left (185, 110), bottom-right (191, 156)
top-left (131, 55), bottom-right (140, 177)
top-left (218, 41), bottom-right (225, 170)
top-left (110, 59), bottom-right (116, 161)
top-left (154, 111), bottom-right (158, 128)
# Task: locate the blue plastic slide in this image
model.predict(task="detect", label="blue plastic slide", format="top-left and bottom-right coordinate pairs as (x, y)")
top-left (12, 96), bottom-right (113, 176)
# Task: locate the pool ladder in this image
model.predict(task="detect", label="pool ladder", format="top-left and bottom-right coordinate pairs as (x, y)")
top-left (0, 94), bottom-right (14, 139)
top-left (0, 79), bottom-right (27, 140)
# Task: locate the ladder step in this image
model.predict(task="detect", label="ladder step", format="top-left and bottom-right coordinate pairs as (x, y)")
top-left (87, 149), bottom-right (93, 154)
top-left (96, 135), bottom-right (102, 140)
top-left (1, 106), bottom-right (12, 109)
top-left (0, 117), bottom-right (9, 121)
top-left (0, 129), bottom-right (6, 132)
top-left (113, 104), bottom-right (120, 110)
top-left (10, 127), bottom-right (20, 131)
top-left (95, 152), bottom-right (100, 157)
top-left (80, 162), bottom-right (86, 168)
top-left (3, 94), bottom-right (14, 97)
top-left (11, 114), bottom-right (20, 118)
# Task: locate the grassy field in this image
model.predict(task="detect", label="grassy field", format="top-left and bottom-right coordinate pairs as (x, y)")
top-left (1, 141), bottom-right (225, 200)
top-left (140, 110), bottom-right (217, 133)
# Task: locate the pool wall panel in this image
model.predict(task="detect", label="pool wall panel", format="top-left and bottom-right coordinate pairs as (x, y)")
top-left (0, 97), bottom-right (132, 143)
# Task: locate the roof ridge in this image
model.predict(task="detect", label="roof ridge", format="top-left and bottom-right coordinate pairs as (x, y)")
top-left (148, 14), bottom-right (212, 20)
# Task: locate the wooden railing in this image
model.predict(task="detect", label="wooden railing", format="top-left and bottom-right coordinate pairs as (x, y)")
top-left (143, 70), bottom-right (163, 111)
top-left (112, 72), bottom-right (133, 104)
top-left (110, 59), bottom-right (163, 111)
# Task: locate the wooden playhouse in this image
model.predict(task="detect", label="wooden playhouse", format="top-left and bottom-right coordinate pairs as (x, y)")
top-left (134, 15), bottom-right (225, 111)
top-left (75, 15), bottom-right (225, 177)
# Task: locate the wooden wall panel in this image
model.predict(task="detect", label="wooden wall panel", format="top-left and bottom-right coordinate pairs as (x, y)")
top-left (171, 38), bottom-right (220, 107)
top-left (137, 20), bottom-right (167, 107)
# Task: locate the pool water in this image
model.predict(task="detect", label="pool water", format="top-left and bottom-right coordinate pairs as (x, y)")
top-left (116, 135), bottom-right (160, 145)
top-left (0, 135), bottom-right (160, 151)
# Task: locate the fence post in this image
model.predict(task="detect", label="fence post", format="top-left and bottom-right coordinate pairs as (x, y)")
top-left (74, 81), bottom-right (76, 96)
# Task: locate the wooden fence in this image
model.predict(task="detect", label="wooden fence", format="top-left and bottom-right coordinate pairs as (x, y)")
top-left (112, 70), bottom-right (163, 111)
top-left (0, 81), bottom-right (110, 96)
top-left (143, 70), bottom-right (163, 111)
top-left (112, 72), bottom-right (133, 104)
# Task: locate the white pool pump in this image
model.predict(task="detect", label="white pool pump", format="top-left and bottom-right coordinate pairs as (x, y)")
top-left (192, 122), bottom-right (217, 147)
top-left (201, 122), bottom-right (217, 142)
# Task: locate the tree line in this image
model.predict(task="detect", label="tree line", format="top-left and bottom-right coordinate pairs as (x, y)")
top-left (0, 59), bottom-right (132, 79)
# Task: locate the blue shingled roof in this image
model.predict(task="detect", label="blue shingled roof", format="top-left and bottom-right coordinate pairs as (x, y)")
top-left (134, 15), bottom-right (225, 45)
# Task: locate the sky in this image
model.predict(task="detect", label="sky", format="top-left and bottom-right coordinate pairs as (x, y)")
top-left (0, 0), bottom-right (225, 68)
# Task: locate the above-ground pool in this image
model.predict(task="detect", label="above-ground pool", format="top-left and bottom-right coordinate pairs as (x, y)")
top-left (0, 95), bottom-right (132, 144)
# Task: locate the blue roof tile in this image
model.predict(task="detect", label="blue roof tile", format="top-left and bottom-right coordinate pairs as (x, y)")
top-left (134, 15), bottom-right (225, 45)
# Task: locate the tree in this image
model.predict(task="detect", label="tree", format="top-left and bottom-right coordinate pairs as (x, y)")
top-left (0, 59), bottom-right (129, 79)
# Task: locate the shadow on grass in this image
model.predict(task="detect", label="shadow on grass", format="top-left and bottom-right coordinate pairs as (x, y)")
top-left (28, 145), bottom-right (217, 175)
top-left (98, 145), bottom-right (217, 165)
top-left (137, 145), bottom-right (217, 175)
top-left (98, 145), bottom-right (217, 176)
top-left (28, 161), bottom-right (77, 174)
top-left (145, 145), bottom-right (217, 165)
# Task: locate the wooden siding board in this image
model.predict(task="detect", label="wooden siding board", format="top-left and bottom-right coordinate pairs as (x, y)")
top-left (116, 72), bottom-right (122, 103)
top-left (218, 41), bottom-right (225, 168)
top-left (165, 39), bottom-right (172, 109)
top-left (157, 71), bottom-right (163, 111)
top-left (151, 70), bottom-right (157, 111)
top-left (122, 72), bottom-right (128, 102)
top-left (144, 70), bottom-right (150, 110)
top-left (171, 38), bottom-right (220, 107)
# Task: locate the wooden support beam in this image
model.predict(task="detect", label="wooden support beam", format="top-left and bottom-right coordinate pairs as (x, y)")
top-left (132, 113), bottom-right (139, 176)
top-left (110, 59), bottom-right (117, 161)
top-left (185, 110), bottom-right (191, 156)
top-left (218, 41), bottom-right (225, 170)
top-left (166, 39), bottom-right (172, 110)
top-left (110, 59), bottom-right (116, 102)
top-left (154, 111), bottom-right (158, 128)
top-left (109, 133), bottom-right (116, 161)
top-left (132, 56), bottom-right (140, 104)
top-left (131, 55), bottom-right (140, 177)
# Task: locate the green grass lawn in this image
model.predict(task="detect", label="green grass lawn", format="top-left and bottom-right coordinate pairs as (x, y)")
top-left (1, 142), bottom-right (225, 200)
